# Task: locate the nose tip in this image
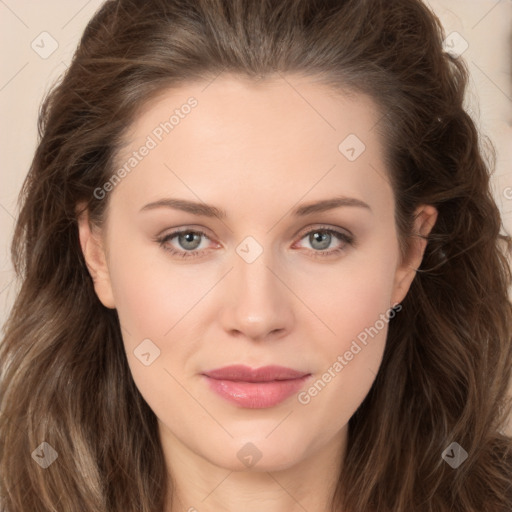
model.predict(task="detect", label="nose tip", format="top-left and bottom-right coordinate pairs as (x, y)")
top-left (225, 307), bottom-right (288, 342)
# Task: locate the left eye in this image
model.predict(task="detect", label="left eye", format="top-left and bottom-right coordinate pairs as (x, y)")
top-left (294, 228), bottom-right (353, 255)
top-left (156, 226), bottom-right (354, 259)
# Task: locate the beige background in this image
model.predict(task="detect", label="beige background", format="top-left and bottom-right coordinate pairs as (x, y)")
top-left (0, 1), bottom-right (511, 431)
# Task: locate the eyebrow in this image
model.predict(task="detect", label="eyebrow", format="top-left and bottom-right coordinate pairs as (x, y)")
top-left (139, 196), bottom-right (372, 218)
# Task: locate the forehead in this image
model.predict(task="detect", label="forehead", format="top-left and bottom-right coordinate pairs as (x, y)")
top-left (110, 73), bottom-right (393, 219)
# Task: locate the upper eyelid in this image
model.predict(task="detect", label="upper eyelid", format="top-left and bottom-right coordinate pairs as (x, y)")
top-left (294, 224), bottom-right (353, 239)
top-left (160, 225), bottom-right (353, 247)
top-left (160, 224), bottom-right (351, 237)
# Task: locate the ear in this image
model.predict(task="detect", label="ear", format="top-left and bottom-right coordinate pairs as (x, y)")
top-left (76, 202), bottom-right (116, 309)
top-left (391, 204), bottom-right (438, 306)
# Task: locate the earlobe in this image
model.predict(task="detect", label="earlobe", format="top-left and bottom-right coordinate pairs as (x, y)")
top-left (76, 203), bottom-right (116, 309)
top-left (391, 205), bottom-right (438, 306)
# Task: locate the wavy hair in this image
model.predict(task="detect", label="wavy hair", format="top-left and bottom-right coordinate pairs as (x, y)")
top-left (1, 0), bottom-right (511, 510)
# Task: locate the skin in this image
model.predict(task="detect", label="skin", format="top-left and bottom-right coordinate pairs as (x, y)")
top-left (77, 73), bottom-right (437, 512)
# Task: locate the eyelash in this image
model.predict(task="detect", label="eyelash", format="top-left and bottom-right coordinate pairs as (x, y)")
top-left (155, 225), bottom-right (355, 260)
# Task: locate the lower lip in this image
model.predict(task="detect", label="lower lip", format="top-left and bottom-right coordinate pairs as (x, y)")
top-left (203, 375), bottom-right (311, 409)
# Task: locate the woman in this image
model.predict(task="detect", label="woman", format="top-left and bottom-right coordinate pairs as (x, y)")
top-left (1, 0), bottom-right (511, 511)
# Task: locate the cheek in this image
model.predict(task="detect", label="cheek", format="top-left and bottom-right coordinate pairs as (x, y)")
top-left (106, 240), bottom-right (201, 413)
top-left (297, 239), bottom-right (399, 346)
top-left (105, 232), bottom-right (220, 392)
top-left (109, 263), bottom-right (175, 339)
top-left (294, 241), bottom-right (398, 415)
top-left (106, 230), bottom-right (199, 339)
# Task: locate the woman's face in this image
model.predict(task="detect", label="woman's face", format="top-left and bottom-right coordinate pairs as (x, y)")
top-left (79, 74), bottom-right (435, 472)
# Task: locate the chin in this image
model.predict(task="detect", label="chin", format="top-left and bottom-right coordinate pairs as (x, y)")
top-left (203, 439), bottom-right (307, 473)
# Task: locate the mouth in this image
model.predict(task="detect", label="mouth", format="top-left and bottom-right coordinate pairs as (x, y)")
top-left (202, 365), bottom-right (312, 409)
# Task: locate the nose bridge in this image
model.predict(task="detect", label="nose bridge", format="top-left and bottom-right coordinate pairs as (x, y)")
top-left (220, 236), bottom-right (293, 340)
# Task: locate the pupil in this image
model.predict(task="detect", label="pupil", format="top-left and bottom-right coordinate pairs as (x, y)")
top-left (181, 232), bottom-right (199, 249)
top-left (312, 231), bottom-right (330, 250)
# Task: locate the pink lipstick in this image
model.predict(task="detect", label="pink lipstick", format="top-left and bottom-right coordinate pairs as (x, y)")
top-left (202, 364), bottom-right (311, 408)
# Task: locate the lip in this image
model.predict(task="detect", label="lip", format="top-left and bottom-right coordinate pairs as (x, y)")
top-left (202, 365), bottom-right (311, 409)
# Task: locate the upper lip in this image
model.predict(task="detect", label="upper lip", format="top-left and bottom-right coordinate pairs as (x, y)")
top-left (203, 365), bottom-right (310, 382)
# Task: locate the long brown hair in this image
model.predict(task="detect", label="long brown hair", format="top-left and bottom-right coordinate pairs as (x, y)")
top-left (1, 0), bottom-right (511, 510)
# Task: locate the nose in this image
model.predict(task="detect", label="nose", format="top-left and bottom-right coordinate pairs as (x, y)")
top-left (218, 247), bottom-right (295, 342)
